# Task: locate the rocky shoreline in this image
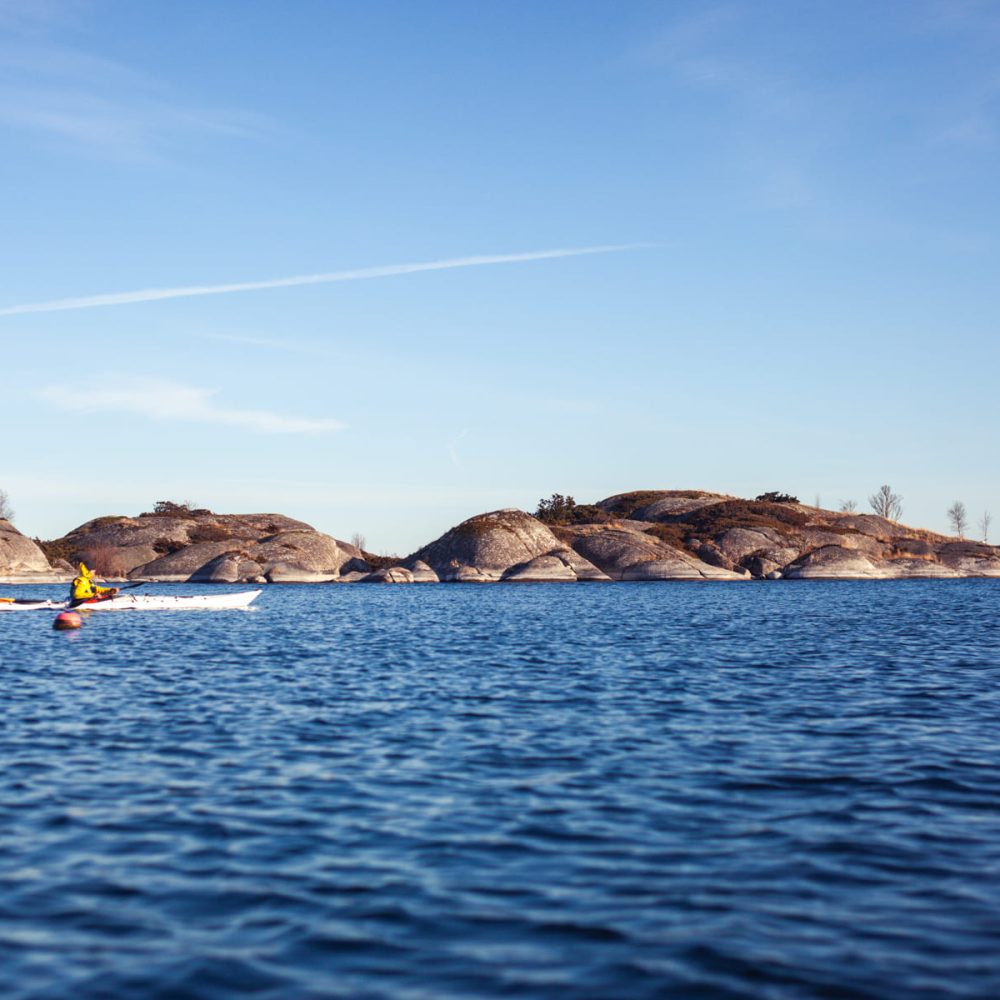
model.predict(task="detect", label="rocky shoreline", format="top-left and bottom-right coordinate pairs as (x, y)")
top-left (3, 491), bottom-right (1000, 585)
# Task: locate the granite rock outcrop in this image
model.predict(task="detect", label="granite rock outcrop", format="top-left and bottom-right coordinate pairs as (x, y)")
top-left (411, 508), bottom-right (608, 583)
top-left (6, 490), bottom-right (1000, 585)
top-left (42, 507), bottom-right (367, 583)
top-left (544, 491), bottom-right (1000, 580)
top-left (0, 519), bottom-right (54, 580)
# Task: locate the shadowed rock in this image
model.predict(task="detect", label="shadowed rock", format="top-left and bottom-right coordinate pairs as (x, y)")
top-left (189, 553), bottom-right (264, 583)
top-left (562, 524), bottom-right (747, 581)
top-left (937, 541), bottom-right (1000, 577)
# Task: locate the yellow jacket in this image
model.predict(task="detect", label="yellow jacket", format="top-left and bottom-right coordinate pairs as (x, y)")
top-left (70, 563), bottom-right (116, 603)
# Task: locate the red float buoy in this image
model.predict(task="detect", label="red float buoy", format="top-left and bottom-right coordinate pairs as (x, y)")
top-left (53, 611), bottom-right (83, 631)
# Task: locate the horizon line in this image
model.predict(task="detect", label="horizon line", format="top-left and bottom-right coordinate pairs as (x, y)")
top-left (0, 244), bottom-right (655, 317)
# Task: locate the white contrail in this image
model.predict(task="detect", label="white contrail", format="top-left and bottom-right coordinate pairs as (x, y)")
top-left (0, 244), bottom-right (650, 317)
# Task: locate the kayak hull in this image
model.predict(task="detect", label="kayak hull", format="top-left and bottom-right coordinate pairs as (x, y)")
top-left (0, 590), bottom-right (262, 612)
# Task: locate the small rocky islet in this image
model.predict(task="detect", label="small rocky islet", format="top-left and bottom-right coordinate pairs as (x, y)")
top-left (2, 491), bottom-right (999, 584)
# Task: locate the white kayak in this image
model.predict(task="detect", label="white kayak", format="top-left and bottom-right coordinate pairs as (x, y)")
top-left (0, 590), bottom-right (261, 612)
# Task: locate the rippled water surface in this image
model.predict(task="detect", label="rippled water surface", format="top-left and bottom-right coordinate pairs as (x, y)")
top-left (2, 581), bottom-right (1000, 998)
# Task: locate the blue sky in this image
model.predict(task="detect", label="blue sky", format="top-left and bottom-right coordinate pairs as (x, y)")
top-left (2, 0), bottom-right (998, 552)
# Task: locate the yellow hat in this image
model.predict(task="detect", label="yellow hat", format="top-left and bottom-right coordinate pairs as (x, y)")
top-left (78, 562), bottom-right (94, 578)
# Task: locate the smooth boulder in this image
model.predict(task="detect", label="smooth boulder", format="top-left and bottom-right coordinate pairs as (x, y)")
top-left (0, 519), bottom-right (54, 578)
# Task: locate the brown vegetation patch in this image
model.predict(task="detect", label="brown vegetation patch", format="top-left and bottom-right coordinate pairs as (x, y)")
top-left (889, 551), bottom-right (939, 563)
top-left (87, 515), bottom-right (128, 529)
top-left (35, 537), bottom-right (77, 565)
top-left (547, 525), bottom-right (577, 545)
top-left (152, 537), bottom-right (186, 555)
top-left (670, 500), bottom-right (809, 539)
top-left (80, 544), bottom-right (128, 577)
top-left (891, 538), bottom-right (937, 559)
top-left (363, 551), bottom-right (401, 570)
top-left (454, 511), bottom-right (533, 538)
top-left (643, 524), bottom-right (687, 550)
top-left (599, 491), bottom-right (674, 518)
top-left (802, 522), bottom-right (856, 535)
top-left (188, 523), bottom-right (232, 543)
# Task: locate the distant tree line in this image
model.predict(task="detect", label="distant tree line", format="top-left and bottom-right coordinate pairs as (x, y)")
top-left (754, 492), bottom-right (798, 504)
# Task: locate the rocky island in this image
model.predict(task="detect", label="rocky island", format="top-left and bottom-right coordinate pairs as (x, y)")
top-left (3, 491), bottom-right (1000, 584)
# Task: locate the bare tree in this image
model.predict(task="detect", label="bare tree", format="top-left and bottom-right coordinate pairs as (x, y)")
top-left (980, 510), bottom-right (992, 544)
top-left (838, 499), bottom-right (858, 513)
top-left (947, 501), bottom-right (968, 538)
top-left (350, 532), bottom-right (367, 552)
top-left (869, 484), bottom-right (903, 520)
top-left (0, 487), bottom-right (13, 522)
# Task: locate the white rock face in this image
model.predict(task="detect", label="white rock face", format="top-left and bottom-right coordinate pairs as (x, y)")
top-left (885, 559), bottom-right (960, 579)
top-left (442, 564), bottom-right (499, 583)
top-left (265, 564), bottom-right (340, 583)
top-left (408, 560), bottom-right (440, 583)
top-left (502, 554), bottom-right (579, 582)
top-left (621, 558), bottom-right (748, 581)
top-left (362, 567), bottom-right (415, 583)
top-left (0, 519), bottom-right (53, 576)
top-left (783, 547), bottom-right (886, 579)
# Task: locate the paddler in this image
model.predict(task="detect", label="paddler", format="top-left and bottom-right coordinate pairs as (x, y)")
top-left (69, 562), bottom-right (119, 607)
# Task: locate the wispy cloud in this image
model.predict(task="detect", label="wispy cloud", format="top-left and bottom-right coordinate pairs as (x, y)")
top-left (0, 4), bottom-right (265, 160)
top-left (636, 5), bottom-right (804, 119)
top-left (0, 0), bottom-right (81, 32)
top-left (0, 244), bottom-right (650, 317)
top-left (37, 377), bottom-right (344, 434)
top-left (631, 4), bottom-right (824, 211)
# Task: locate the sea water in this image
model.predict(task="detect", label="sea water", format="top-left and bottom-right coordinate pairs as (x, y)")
top-left (1, 581), bottom-right (999, 999)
